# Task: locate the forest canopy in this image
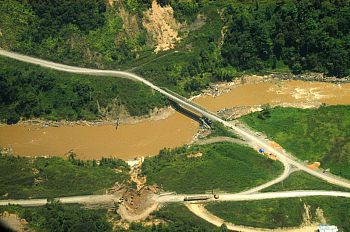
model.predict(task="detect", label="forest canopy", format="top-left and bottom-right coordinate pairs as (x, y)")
top-left (222, 0), bottom-right (350, 77)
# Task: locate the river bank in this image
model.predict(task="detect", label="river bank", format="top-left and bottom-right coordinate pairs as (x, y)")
top-left (2, 73), bottom-right (348, 128)
top-left (1, 76), bottom-right (350, 160)
top-left (0, 107), bottom-right (175, 128)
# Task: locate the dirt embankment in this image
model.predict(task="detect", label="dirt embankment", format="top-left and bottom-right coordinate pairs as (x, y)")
top-left (0, 106), bottom-right (175, 128)
top-left (142, 0), bottom-right (181, 53)
top-left (113, 157), bottom-right (161, 223)
top-left (0, 212), bottom-right (31, 232)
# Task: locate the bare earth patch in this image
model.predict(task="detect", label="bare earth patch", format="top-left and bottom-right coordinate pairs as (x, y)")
top-left (0, 212), bottom-right (30, 232)
top-left (143, 0), bottom-right (181, 53)
top-left (187, 152), bottom-right (203, 158)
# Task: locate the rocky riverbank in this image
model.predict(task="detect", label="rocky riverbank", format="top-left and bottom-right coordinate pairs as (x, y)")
top-left (0, 107), bottom-right (175, 128)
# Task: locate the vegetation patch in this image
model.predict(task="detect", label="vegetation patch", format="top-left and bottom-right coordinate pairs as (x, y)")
top-left (0, 154), bottom-right (129, 199)
top-left (222, 0), bottom-right (350, 77)
top-left (208, 121), bottom-right (239, 139)
top-left (1, 0), bottom-right (349, 109)
top-left (264, 171), bottom-right (350, 192)
top-left (127, 203), bottom-right (220, 231)
top-left (0, 57), bottom-right (166, 123)
top-left (142, 142), bottom-right (283, 194)
top-left (0, 202), bottom-right (220, 232)
top-left (0, 202), bottom-right (112, 232)
top-left (241, 106), bottom-right (350, 179)
top-left (206, 197), bottom-right (350, 231)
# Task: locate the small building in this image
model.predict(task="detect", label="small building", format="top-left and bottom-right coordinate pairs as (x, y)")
top-left (318, 224), bottom-right (338, 232)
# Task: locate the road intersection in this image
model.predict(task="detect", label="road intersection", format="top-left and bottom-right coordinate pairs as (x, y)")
top-left (1, 49), bottom-right (349, 231)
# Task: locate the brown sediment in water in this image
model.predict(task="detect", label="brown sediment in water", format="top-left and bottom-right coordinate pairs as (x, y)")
top-left (195, 80), bottom-right (350, 111)
top-left (1, 79), bottom-right (350, 160)
top-left (0, 112), bottom-right (197, 160)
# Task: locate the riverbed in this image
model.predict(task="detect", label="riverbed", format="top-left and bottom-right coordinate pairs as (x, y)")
top-left (1, 79), bottom-right (350, 160)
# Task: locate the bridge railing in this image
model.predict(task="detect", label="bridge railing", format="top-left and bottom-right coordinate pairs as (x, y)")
top-left (161, 87), bottom-right (221, 120)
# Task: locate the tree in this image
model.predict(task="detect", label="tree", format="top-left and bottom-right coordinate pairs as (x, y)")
top-left (220, 223), bottom-right (229, 232)
top-left (258, 104), bottom-right (272, 120)
top-left (6, 112), bottom-right (20, 125)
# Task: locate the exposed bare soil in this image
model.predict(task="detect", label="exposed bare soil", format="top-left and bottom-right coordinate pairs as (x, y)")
top-left (142, 0), bottom-right (181, 53)
top-left (0, 212), bottom-right (30, 232)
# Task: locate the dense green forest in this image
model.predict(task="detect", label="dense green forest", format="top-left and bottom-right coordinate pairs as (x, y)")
top-left (1, 0), bottom-right (350, 121)
top-left (1, 0), bottom-right (349, 76)
top-left (0, 57), bottom-right (166, 124)
top-left (222, 0), bottom-right (350, 77)
top-left (0, 154), bottom-right (129, 199)
top-left (0, 203), bottom-right (112, 232)
top-left (242, 105), bottom-right (350, 179)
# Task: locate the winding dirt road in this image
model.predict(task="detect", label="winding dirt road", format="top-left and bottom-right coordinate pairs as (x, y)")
top-left (194, 136), bottom-right (293, 194)
top-left (1, 49), bottom-right (349, 190)
top-left (1, 49), bottom-right (350, 231)
top-left (186, 204), bottom-right (318, 232)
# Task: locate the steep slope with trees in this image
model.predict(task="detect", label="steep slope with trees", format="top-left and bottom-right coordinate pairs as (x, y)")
top-left (1, 0), bottom-right (349, 122)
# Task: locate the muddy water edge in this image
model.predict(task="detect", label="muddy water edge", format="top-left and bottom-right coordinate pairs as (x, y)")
top-left (1, 78), bottom-right (350, 160)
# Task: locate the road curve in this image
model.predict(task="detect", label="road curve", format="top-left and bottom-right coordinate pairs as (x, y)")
top-left (193, 136), bottom-right (292, 194)
top-left (0, 49), bottom-right (218, 122)
top-left (186, 203), bottom-right (318, 232)
top-left (1, 49), bottom-right (350, 190)
top-left (226, 122), bottom-right (350, 189)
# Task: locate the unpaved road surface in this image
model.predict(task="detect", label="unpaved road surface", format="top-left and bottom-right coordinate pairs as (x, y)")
top-left (1, 49), bottom-right (350, 231)
top-left (0, 194), bottom-right (119, 207)
top-left (186, 203), bottom-right (318, 232)
top-left (2, 190), bottom-right (349, 207)
top-left (156, 190), bottom-right (350, 203)
top-left (1, 49), bottom-right (349, 190)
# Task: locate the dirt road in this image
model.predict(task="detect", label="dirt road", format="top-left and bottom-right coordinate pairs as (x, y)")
top-left (186, 203), bottom-right (318, 232)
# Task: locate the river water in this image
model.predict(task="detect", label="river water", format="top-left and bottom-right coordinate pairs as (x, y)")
top-left (1, 79), bottom-right (350, 160)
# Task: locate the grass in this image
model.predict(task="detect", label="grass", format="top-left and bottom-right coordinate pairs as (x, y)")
top-left (0, 154), bottom-right (129, 199)
top-left (150, 203), bottom-right (220, 231)
top-left (263, 171), bottom-right (350, 192)
top-left (208, 121), bottom-right (239, 138)
top-left (206, 197), bottom-right (350, 231)
top-left (142, 142), bottom-right (283, 194)
top-left (241, 106), bottom-right (350, 179)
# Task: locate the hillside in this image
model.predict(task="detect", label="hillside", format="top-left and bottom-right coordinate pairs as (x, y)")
top-left (1, 0), bottom-right (350, 122)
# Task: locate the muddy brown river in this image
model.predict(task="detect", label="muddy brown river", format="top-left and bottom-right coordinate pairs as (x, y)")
top-left (1, 79), bottom-right (350, 160)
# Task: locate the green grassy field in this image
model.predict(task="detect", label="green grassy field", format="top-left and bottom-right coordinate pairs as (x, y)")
top-left (0, 155), bottom-right (129, 199)
top-left (207, 121), bottom-right (239, 139)
top-left (142, 142), bottom-right (283, 194)
top-left (264, 171), bottom-right (350, 192)
top-left (148, 203), bottom-right (220, 231)
top-left (241, 106), bottom-right (350, 179)
top-left (206, 197), bottom-right (350, 231)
